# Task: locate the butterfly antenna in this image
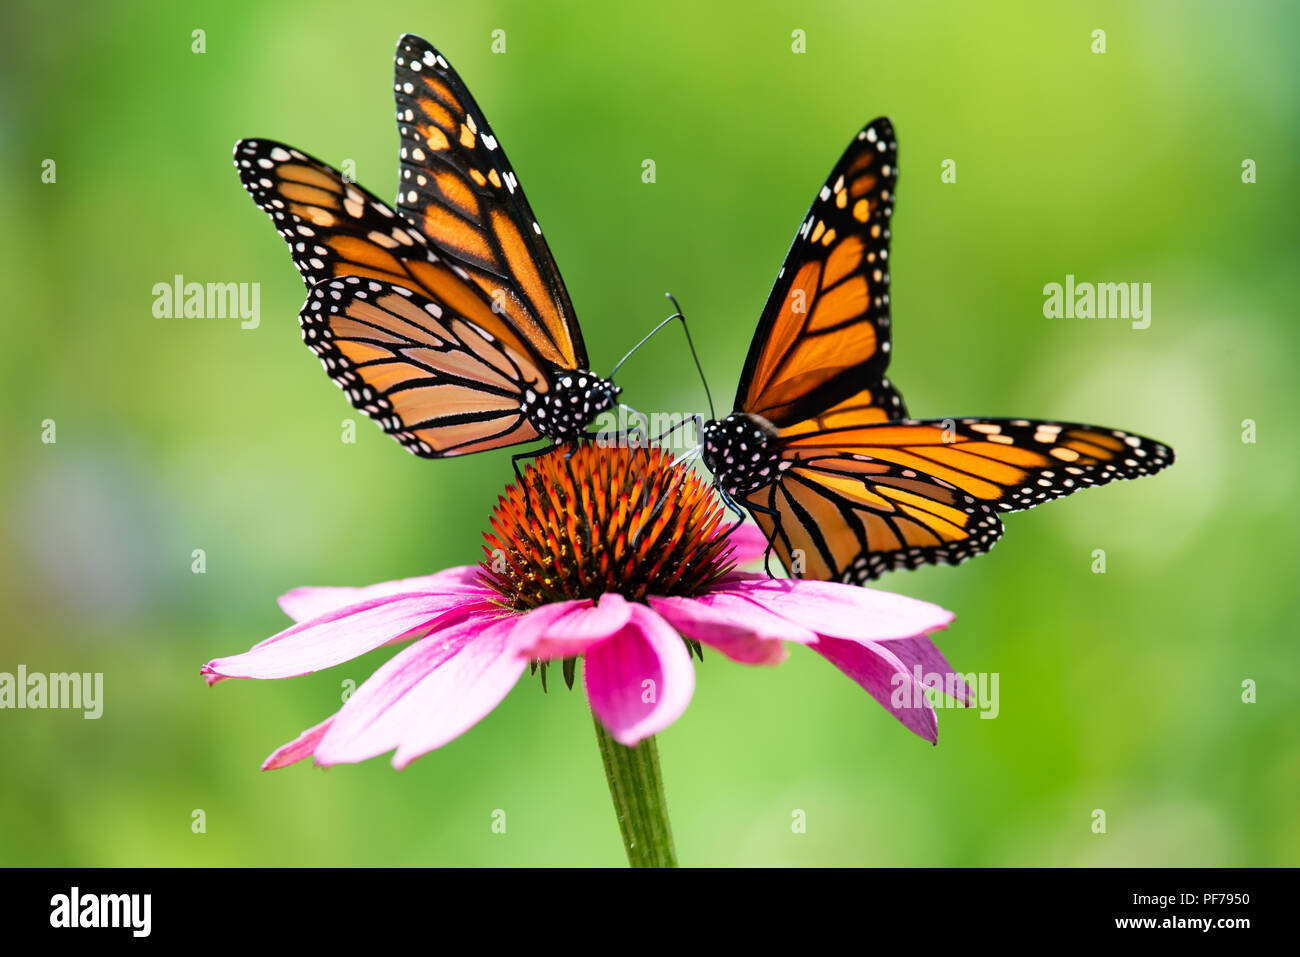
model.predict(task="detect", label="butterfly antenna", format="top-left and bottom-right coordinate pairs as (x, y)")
top-left (607, 293), bottom-right (716, 423)
top-left (663, 293), bottom-right (716, 422)
top-left (608, 314), bottom-right (679, 379)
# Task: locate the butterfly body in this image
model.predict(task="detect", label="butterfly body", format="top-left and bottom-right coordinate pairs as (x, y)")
top-left (235, 35), bottom-right (617, 457)
top-left (521, 373), bottom-right (619, 442)
top-left (702, 117), bottom-right (1175, 582)
top-left (701, 413), bottom-right (787, 497)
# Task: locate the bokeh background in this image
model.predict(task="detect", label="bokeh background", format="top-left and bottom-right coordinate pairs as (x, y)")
top-left (2, 0), bottom-right (1297, 866)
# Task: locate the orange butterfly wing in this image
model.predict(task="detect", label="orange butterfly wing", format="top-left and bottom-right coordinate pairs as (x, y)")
top-left (744, 418), bottom-right (1173, 582)
top-left (744, 461), bottom-right (1004, 583)
top-left (736, 119), bottom-right (899, 428)
top-left (300, 278), bottom-right (544, 457)
top-left (234, 138), bottom-right (543, 368)
top-left (235, 139), bottom-right (563, 456)
top-left (392, 34), bottom-right (585, 370)
top-left (775, 378), bottom-right (907, 436)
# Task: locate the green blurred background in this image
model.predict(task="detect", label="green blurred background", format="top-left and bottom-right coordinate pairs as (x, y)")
top-left (2, 0), bottom-right (1297, 866)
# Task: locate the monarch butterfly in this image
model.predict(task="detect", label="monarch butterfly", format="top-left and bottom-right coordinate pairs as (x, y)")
top-left (233, 34), bottom-right (618, 457)
top-left (699, 118), bottom-right (1175, 582)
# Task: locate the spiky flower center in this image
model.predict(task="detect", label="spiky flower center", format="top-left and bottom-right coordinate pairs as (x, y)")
top-left (480, 443), bottom-right (734, 611)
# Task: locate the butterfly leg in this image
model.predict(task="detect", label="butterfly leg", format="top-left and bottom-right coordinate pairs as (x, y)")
top-left (736, 494), bottom-right (785, 580)
top-left (714, 486), bottom-right (755, 548)
top-left (582, 427), bottom-right (645, 449)
top-left (511, 445), bottom-right (556, 485)
top-left (646, 412), bottom-right (701, 449)
top-left (717, 485), bottom-right (748, 524)
top-left (715, 485), bottom-right (775, 576)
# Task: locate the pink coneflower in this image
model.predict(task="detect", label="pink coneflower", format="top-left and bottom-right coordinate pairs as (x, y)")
top-left (203, 444), bottom-right (968, 772)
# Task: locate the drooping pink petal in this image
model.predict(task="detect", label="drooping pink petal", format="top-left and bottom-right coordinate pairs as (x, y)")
top-left (202, 593), bottom-right (495, 684)
top-left (882, 634), bottom-right (975, 706)
top-left (278, 566), bottom-right (492, 622)
top-left (262, 716), bottom-right (333, 770)
top-left (509, 593), bottom-right (633, 660)
top-left (648, 591), bottom-right (815, 664)
top-left (584, 604), bottom-right (695, 746)
top-left (812, 634), bottom-right (941, 742)
top-left (721, 521), bottom-right (772, 566)
top-left (312, 610), bottom-right (528, 769)
top-left (712, 575), bottom-right (953, 645)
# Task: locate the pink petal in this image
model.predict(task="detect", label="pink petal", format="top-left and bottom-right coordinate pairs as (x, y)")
top-left (812, 634), bottom-right (941, 742)
top-left (711, 575), bottom-right (953, 645)
top-left (722, 521), bottom-right (771, 566)
top-left (648, 591), bottom-right (816, 664)
top-left (262, 717), bottom-right (333, 770)
top-left (278, 566), bottom-right (491, 622)
top-left (510, 593), bottom-right (633, 659)
top-left (584, 605), bottom-right (695, 746)
top-left (203, 594), bottom-right (493, 683)
top-left (313, 611), bottom-right (528, 769)
top-left (883, 635), bottom-right (976, 706)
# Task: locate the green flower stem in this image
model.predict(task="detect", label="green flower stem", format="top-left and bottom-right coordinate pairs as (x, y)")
top-left (592, 715), bottom-right (678, 867)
